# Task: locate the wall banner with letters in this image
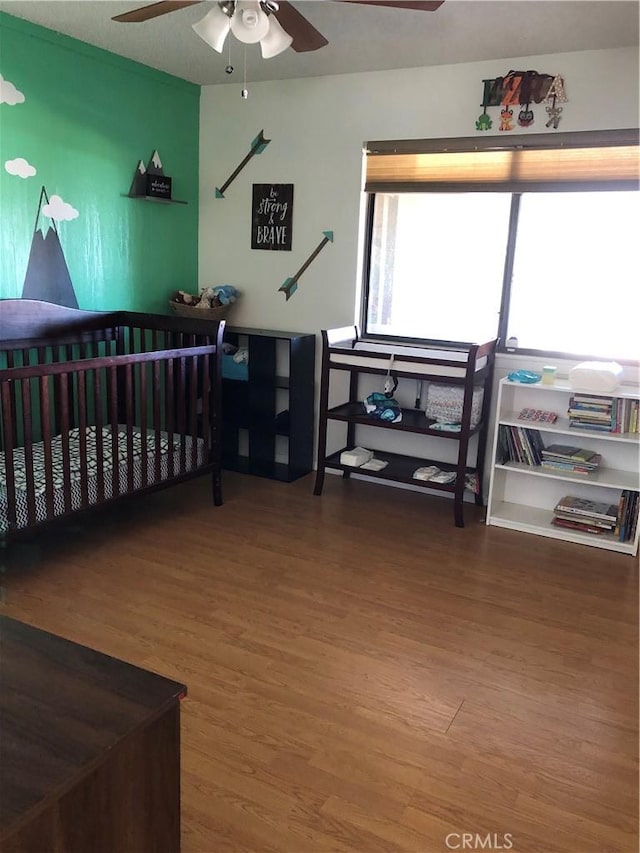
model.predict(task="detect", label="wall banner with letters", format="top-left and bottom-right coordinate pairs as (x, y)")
top-left (251, 184), bottom-right (293, 251)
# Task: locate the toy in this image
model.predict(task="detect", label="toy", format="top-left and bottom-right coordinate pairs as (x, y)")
top-left (202, 285), bottom-right (239, 305)
top-left (195, 294), bottom-right (213, 309)
top-left (170, 285), bottom-right (240, 310)
top-left (170, 284), bottom-right (240, 311)
top-left (364, 359), bottom-right (402, 423)
top-left (364, 392), bottom-right (402, 423)
top-left (499, 107), bottom-right (514, 131)
top-left (475, 112), bottom-right (492, 131)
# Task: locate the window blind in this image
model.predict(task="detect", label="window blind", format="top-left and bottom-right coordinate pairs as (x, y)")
top-left (365, 129), bottom-right (640, 193)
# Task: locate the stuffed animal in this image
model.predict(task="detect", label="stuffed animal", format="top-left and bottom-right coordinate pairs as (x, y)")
top-left (364, 392), bottom-right (402, 423)
top-left (171, 285), bottom-right (240, 309)
top-left (202, 285), bottom-right (239, 305)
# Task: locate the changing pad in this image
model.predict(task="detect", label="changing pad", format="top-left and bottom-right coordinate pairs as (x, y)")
top-left (330, 342), bottom-right (487, 378)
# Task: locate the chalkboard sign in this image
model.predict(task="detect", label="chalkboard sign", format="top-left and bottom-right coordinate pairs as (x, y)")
top-left (145, 173), bottom-right (172, 200)
top-left (251, 184), bottom-right (293, 251)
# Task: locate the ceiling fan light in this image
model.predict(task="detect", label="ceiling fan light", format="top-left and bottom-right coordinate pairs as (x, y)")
top-left (192, 5), bottom-right (231, 54)
top-left (260, 14), bottom-right (293, 59)
top-left (230, 0), bottom-right (270, 44)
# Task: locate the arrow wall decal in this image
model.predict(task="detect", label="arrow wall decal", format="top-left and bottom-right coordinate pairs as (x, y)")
top-left (278, 231), bottom-right (334, 300)
top-left (215, 129), bottom-right (271, 198)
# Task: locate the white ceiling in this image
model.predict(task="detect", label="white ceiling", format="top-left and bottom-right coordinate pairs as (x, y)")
top-left (1, 0), bottom-right (638, 86)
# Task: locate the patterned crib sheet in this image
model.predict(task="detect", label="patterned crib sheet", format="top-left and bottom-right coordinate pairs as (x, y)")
top-left (0, 426), bottom-right (205, 533)
top-left (0, 426), bottom-right (177, 497)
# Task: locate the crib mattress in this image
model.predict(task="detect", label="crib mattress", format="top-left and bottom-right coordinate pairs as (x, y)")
top-left (330, 342), bottom-right (487, 377)
top-left (0, 426), bottom-right (206, 534)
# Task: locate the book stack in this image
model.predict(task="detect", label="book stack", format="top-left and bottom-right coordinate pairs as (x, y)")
top-left (540, 444), bottom-right (602, 475)
top-left (552, 496), bottom-right (618, 535)
top-left (568, 395), bottom-right (640, 434)
top-left (568, 395), bottom-right (615, 432)
top-left (498, 425), bottom-right (544, 466)
top-left (612, 398), bottom-right (640, 434)
top-left (615, 490), bottom-right (640, 543)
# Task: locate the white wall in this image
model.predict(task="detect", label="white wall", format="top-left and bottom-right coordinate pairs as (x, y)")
top-left (199, 46), bottom-right (638, 334)
top-left (199, 46), bottom-right (639, 484)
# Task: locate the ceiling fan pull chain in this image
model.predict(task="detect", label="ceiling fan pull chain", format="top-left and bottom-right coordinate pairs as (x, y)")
top-left (225, 30), bottom-right (234, 74)
top-left (242, 46), bottom-right (249, 98)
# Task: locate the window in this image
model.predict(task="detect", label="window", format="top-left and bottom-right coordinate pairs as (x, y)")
top-left (508, 191), bottom-right (639, 359)
top-left (363, 130), bottom-right (639, 361)
top-left (367, 193), bottom-right (510, 344)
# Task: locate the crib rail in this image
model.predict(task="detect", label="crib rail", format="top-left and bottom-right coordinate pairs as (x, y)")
top-left (0, 343), bottom-right (220, 537)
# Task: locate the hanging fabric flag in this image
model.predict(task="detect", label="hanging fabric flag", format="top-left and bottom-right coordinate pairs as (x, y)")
top-left (517, 70), bottom-right (537, 127)
top-left (546, 74), bottom-right (568, 103)
top-left (476, 79), bottom-right (493, 131)
top-left (501, 70), bottom-right (523, 106)
top-left (545, 74), bottom-right (568, 129)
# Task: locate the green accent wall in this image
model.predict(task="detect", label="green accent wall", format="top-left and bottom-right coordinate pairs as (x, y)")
top-left (0, 13), bottom-right (200, 312)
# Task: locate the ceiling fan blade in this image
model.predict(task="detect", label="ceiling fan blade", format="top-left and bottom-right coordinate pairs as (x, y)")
top-left (339, 1), bottom-right (444, 10)
top-left (112, 1), bottom-right (203, 23)
top-left (272, 2), bottom-right (329, 53)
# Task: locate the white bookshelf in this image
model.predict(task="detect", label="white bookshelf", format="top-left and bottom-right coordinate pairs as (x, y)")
top-left (486, 378), bottom-right (640, 556)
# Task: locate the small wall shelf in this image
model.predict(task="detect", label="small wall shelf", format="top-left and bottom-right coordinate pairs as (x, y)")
top-left (121, 194), bottom-right (188, 205)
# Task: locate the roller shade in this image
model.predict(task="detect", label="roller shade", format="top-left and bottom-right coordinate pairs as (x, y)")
top-left (365, 129), bottom-right (640, 193)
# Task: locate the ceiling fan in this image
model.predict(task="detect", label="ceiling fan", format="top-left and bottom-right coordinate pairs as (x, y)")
top-left (112, 1), bottom-right (445, 57)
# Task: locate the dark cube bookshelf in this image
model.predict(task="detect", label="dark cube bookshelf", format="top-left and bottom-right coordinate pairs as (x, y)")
top-left (222, 327), bottom-right (315, 482)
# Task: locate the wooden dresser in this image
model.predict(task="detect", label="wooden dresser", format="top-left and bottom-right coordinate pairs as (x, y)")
top-left (0, 615), bottom-right (186, 853)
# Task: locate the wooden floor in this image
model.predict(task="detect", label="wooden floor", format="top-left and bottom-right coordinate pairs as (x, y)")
top-left (1, 473), bottom-right (638, 853)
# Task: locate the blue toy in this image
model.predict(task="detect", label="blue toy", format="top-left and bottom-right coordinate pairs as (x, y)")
top-left (363, 361), bottom-right (403, 423)
top-left (507, 370), bottom-right (542, 384)
top-left (364, 392), bottom-right (402, 423)
top-left (202, 285), bottom-right (240, 305)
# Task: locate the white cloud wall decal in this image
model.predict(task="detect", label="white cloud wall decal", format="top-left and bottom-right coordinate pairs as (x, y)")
top-left (0, 75), bottom-right (25, 105)
top-left (42, 195), bottom-right (79, 222)
top-left (5, 157), bottom-right (37, 178)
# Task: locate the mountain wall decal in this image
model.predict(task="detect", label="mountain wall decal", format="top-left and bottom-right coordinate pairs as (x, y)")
top-left (21, 185), bottom-right (79, 308)
top-left (22, 227), bottom-right (78, 308)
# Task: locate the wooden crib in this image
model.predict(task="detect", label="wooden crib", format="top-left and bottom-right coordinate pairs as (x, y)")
top-left (0, 299), bottom-right (224, 542)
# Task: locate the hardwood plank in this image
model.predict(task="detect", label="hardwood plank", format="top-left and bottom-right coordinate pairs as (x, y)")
top-left (321, 795), bottom-right (445, 852)
top-left (446, 698), bottom-right (638, 774)
top-left (459, 752), bottom-right (637, 826)
top-left (404, 801), bottom-right (577, 853)
top-left (268, 751), bottom-right (406, 822)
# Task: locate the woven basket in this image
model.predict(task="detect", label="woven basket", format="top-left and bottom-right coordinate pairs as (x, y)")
top-left (168, 300), bottom-right (231, 321)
